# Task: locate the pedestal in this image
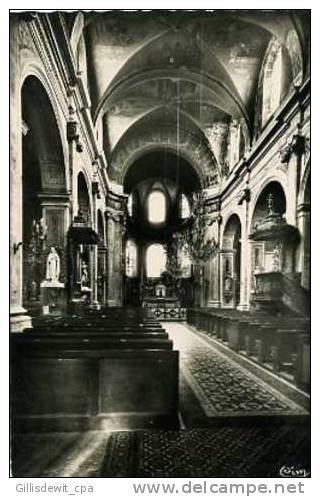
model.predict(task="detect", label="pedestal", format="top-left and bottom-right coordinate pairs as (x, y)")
top-left (40, 281), bottom-right (66, 315)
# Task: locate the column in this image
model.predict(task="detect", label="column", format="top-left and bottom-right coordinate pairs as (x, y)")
top-left (297, 203), bottom-right (310, 290)
top-left (105, 211), bottom-right (124, 307)
top-left (10, 18), bottom-right (31, 332)
top-left (90, 199), bottom-right (99, 308)
top-left (237, 182), bottom-right (251, 311)
top-left (206, 217), bottom-right (221, 307)
top-left (97, 245), bottom-right (107, 305)
top-left (105, 191), bottom-right (127, 307)
top-left (237, 235), bottom-right (250, 311)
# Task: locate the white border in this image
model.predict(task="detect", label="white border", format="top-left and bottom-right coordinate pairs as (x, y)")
top-left (2, 2), bottom-right (318, 495)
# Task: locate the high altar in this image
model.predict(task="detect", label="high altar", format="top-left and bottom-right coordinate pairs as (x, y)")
top-left (142, 275), bottom-right (186, 321)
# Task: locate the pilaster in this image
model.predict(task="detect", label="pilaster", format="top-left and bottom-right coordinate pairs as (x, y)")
top-left (10, 17), bottom-right (31, 331)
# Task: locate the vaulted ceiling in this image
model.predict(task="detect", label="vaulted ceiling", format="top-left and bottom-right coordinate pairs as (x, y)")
top-left (66, 10), bottom-right (310, 185)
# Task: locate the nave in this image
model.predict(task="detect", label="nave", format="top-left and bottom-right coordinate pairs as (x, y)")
top-left (10, 10), bottom-right (311, 479)
top-left (11, 321), bottom-right (310, 478)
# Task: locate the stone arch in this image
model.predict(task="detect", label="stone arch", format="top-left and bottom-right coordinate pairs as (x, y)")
top-left (285, 29), bottom-right (304, 85)
top-left (222, 214), bottom-right (242, 251)
top-left (112, 131), bottom-right (216, 188)
top-left (250, 181), bottom-right (287, 231)
top-left (250, 175), bottom-right (288, 230)
top-left (76, 34), bottom-right (88, 90)
top-left (21, 75), bottom-right (68, 308)
top-left (221, 213), bottom-right (242, 307)
top-left (22, 76), bottom-right (67, 193)
top-left (20, 65), bottom-right (69, 187)
top-left (254, 37), bottom-right (294, 136)
top-left (70, 12), bottom-right (84, 56)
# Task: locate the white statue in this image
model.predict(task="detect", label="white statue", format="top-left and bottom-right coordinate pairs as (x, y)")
top-left (81, 261), bottom-right (90, 289)
top-left (46, 247), bottom-right (60, 282)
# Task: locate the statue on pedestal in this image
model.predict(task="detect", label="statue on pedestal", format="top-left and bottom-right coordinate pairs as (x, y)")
top-left (80, 261), bottom-right (91, 292)
top-left (40, 247), bottom-right (65, 313)
top-left (41, 247), bottom-right (64, 288)
top-left (46, 247), bottom-right (60, 282)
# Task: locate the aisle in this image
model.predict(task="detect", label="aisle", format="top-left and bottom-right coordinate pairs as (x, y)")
top-left (163, 322), bottom-right (308, 423)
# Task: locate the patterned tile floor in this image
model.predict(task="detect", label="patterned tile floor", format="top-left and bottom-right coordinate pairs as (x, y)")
top-left (100, 425), bottom-right (310, 478)
top-left (12, 424), bottom-right (310, 478)
top-left (163, 322), bottom-right (308, 419)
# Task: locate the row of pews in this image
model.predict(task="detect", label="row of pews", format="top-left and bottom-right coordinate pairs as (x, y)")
top-left (11, 308), bottom-right (179, 432)
top-left (187, 308), bottom-right (310, 392)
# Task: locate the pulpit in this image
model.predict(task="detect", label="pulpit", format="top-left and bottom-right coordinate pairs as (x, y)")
top-left (249, 194), bottom-right (300, 313)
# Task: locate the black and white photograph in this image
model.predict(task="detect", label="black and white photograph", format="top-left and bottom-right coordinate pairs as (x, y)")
top-left (9, 8), bottom-right (311, 483)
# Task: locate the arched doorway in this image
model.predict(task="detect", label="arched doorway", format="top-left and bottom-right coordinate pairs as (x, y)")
top-left (21, 76), bottom-right (67, 312)
top-left (221, 214), bottom-right (242, 307)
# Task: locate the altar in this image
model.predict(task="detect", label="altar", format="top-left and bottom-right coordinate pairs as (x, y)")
top-left (142, 279), bottom-right (186, 321)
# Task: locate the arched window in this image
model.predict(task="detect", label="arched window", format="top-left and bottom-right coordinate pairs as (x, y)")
top-left (262, 42), bottom-right (283, 126)
top-left (146, 244), bottom-right (167, 278)
top-left (127, 193), bottom-right (133, 217)
top-left (125, 240), bottom-right (138, 277)
top-left (180, 194), bottom-right (190, 219)
top-left (148, 191), bottom-right (166, 223)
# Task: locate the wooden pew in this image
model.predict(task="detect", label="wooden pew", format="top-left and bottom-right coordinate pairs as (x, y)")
top-left (272, 329), bottom-right (308, 376)
top-left (11, 348), bottom-right (179, 432)
top-left (186, 308), bottom-right (310, 391)
top-left (11, 322), bottom-right (179, 431)
top-left (294, 332), bottom-right (310, 391)
top-left (12, 335), bottom-right (174, 351)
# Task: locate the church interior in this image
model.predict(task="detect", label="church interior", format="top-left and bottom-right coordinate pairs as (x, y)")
top-left (10, 10), bottom-right (310, 477)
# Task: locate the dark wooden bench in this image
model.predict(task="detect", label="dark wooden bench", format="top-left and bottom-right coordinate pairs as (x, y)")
top-left (272, 329), bottom-right (309, 376)
top-left (11, 347), bottom-right (179, 432)
top-left (186, 307), bottom-right (310, 392)
top-left (12, 336), bottom-right (174, 351)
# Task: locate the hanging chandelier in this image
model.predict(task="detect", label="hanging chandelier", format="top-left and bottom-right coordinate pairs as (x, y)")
top-left (178, 192), bottom-right (218, 263)
top-left (165, 192), bottom-right (218, 282)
